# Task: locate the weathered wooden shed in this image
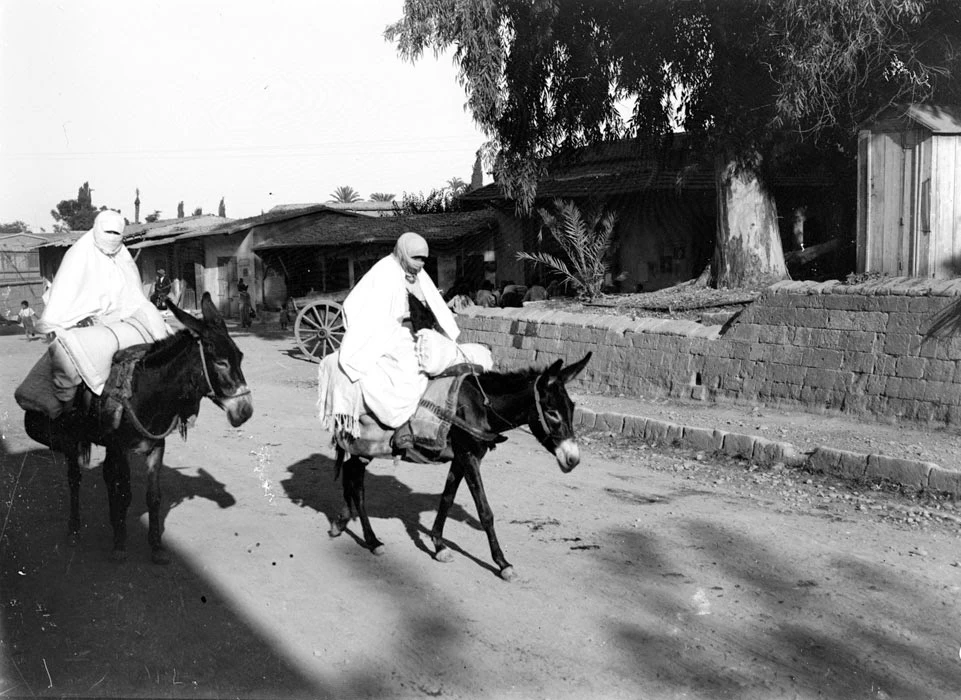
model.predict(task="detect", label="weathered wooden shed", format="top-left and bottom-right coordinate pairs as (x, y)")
top-left (857, 104), bottom-right (961, 278)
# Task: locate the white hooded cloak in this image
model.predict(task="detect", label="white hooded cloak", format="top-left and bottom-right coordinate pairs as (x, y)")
top-left (38, 210), bottom-right (166, 337)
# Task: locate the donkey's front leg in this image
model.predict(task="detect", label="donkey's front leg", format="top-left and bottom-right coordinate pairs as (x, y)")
top-left (102, 445), bottom-right (132, 562)
top-left (144, 441), bottom-right (169, 565)
top-left (338, 456), bottom-right (384, 555)
top-left (430, 459), bottom-right (465, 564)
top-left (462, 452), bottom-right (514, 581)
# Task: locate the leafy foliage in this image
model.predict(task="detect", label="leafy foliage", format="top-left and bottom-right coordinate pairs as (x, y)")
top-left (329, 185), bottom-right (363, 203)
top-left (0, 221), bottom-right (29, 233)
top-left (387, 1), bottom-right (961, 201)
top-left (391, 188), bottom-right (464, 215)
top-left (517, 199), bottom-right (616, 300)
top-left (772, 0), bottom-right (961, 139)
top-left (50, 182), bottom-right (103, 231)
top-left (145, 210), bottom-right (162, 223)
top-left (369, 192), bottom-right (396, 202)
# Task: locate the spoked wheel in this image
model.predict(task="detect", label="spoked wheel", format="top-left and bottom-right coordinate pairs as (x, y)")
top-left (294, 300), bottom-right (345, 362)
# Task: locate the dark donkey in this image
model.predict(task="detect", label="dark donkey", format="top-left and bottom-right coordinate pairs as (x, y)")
top-left (329, 351), bottom-right (591, 581)
top-left (23, 293), bottom-right (253, 563)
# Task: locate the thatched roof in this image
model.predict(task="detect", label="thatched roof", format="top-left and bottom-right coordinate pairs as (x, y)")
top-left (251, 209), bottom-right (497, 252)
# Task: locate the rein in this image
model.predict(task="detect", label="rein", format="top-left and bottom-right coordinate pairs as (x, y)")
top-left (123, 337), bottom-right (249, 441)
top-left (470, 367), bottom-right (562, 444)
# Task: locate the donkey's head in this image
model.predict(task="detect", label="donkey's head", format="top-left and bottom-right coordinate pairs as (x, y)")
top-left (529, 352), bottom-right (591, 473)
top-left (168, 293), bottom-right (253, 427)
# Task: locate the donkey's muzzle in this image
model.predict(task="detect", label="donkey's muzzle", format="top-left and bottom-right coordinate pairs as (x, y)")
top-left (221, 388), bottom-right (253, 427)
top-left (555, 439), bottom-right (580, 473)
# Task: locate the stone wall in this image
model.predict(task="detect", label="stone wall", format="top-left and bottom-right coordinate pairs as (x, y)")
top-left (457, 278), bottom-right (961, 428)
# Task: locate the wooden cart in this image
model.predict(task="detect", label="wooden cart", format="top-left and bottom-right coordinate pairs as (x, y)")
top-left (291, 290), bottom-right (348, 362)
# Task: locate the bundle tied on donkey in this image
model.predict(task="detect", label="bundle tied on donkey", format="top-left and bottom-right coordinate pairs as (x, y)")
top-left (318, 232), bottom-right (591, 580)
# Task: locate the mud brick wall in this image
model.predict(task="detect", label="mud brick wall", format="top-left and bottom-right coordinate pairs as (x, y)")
top-left (456, 277), bottom-right (961, 428)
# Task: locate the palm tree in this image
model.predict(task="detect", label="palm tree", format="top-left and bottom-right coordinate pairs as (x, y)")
top-left (369, 192), bottom-right (396, 202)
top-left (329, 186), bottom-right (362, 203)
top-left (445, 177), bottom-right (468, 196)
top-left (516, 199), bottom-right (617, 300)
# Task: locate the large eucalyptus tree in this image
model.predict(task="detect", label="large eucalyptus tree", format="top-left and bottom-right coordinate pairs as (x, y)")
top-left (386, 0), bottom-right (961, 287)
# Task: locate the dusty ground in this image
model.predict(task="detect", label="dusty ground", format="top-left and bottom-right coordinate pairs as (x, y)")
top-left (1, 323), bottom-right (961, 699)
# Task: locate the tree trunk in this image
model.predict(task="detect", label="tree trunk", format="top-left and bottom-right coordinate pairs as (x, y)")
top-left (712, 153), bottom-right (789, 288)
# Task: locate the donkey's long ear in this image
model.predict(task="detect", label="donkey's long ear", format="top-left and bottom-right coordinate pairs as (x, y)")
top-left (559, 352), bottom-right (592, 384)
top-left (167, 298), bottom-right (204, 337)
top-left (200, 292), bottom-right (228, 331)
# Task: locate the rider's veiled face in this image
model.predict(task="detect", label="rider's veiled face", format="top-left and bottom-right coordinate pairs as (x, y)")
top-left (409, 254), bottom-right (427, 273)
top-left (394, 232), bottom-right (429, 277)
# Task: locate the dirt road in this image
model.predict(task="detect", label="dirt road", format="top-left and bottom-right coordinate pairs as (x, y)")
top-left (1, 326), bottom-right (960, 699)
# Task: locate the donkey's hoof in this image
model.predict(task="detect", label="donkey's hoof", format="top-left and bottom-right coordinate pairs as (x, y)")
top-left (435, 548), bottom-right (454, 564)
top-left (151, 548), bottom-right (171, 566)
top-left (371, 544), bottom-right (386, 556)
top-left (499, 566), bottom-right (516, 582)
top-left (109, 548), bottom-right (127, 563)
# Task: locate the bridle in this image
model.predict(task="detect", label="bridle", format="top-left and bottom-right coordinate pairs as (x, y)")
top-left (195, 337), bottom-right (251, 403)
top-left (531, 373), bottom-right (570, 445)
top-left (124, 337), bottom-right (249, 440)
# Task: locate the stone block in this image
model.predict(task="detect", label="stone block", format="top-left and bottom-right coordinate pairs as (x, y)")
top-left (593, 411), bottom-right (626, 434)
top-left (886, 312), bottom-right (922, 335)
top-left (621, 415), bottom-right (648, 438)
top-left (644, 419), bottom-right (683, 444)
top-left (896, 356), bottom-right (926, 379)
top-left (883, 333), bottom-right (921, 356)
top-left (807, 447), bottom-right (868, 479)
top-left (841, 351), bottom-right (876, 374)
top-left (802, 348), bottom-right (844, 370)
top-left (751, 437), bottom-right (803, 466)
top-left (573, 407), bottom-right (596, 430)
top-left (721, 432), bottom-right (755, 460)
top-left (865, 454), bottom-right (933, 488)
top-left (927, 467), bottom-right (961, 497)
top-left (681, 425), bottom-right (724, 452)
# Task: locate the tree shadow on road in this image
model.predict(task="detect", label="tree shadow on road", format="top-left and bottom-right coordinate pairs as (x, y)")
top-left (591, 520), bottom-right (961, 699)
top-left (0, 440), bottom-right (335, 699)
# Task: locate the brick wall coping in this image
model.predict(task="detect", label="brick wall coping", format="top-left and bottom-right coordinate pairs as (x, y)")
top-left (457, 304), bottom-right (723, 339)
top-left (768, 277), bottom-right (961, 297)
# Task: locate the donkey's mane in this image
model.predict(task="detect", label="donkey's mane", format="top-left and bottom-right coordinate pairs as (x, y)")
top-left (474, 366), bottom-right (541, 394)
top-left (141, 329), bottom-right (195, 369)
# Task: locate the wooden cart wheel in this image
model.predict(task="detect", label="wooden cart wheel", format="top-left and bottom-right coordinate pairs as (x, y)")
top-left (294, 300), bottom-right (345, 362)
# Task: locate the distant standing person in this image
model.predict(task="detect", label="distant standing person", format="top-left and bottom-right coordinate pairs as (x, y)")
top-left (151, 268), bottom-right (172, 309)
top-left (237, 277), bottom-right (254, 328)
top-left (280, 296), bottom-right (294, 331)
top-left (17, 300), bottom-right (37, 338)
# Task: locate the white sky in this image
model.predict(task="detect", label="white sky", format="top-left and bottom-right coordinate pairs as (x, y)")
top-left (0, 0), bottom-right (489, 230)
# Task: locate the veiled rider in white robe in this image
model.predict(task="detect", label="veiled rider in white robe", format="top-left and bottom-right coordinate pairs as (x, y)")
top-left (38, 210), bottom-right (170, 408)
top-left (319, 232), bottom-right (491, 437)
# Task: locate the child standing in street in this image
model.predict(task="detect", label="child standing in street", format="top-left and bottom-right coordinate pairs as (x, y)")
top-left (17, 300), bottom-right (36, 338)
top-left (280, 297), bottom-right (294, 331)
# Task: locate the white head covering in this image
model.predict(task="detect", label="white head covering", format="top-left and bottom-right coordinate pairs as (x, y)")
top-left (91, 210), bottom-right (126, 255)
top-left (393, 232), bottom-right (429, 279)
